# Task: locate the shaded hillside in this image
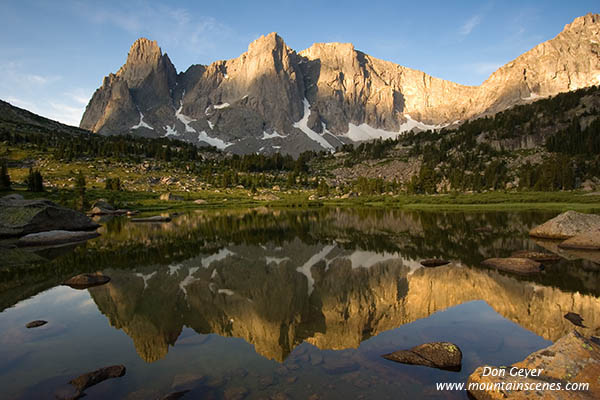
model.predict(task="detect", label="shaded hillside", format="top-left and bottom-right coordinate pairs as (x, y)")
top-left (324, 85), bottom-right (600, 193)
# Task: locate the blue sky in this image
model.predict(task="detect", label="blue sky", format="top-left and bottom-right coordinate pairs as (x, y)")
top-left (0, 0), bottom-right (597, 126)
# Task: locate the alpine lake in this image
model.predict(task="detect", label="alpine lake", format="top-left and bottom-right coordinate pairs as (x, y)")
top-left (1, 207), bottom-right (599, 399)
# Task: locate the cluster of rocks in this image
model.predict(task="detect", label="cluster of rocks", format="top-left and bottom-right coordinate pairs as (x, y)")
top-left (481, 210), bottom-right (600, 275)
top-left (0, 194), bottom-right (100, 247)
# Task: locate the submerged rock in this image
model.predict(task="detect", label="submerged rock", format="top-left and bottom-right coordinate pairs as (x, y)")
top-left (482, 258), bottom-right (542, 274)
top-left (564, 312), bottom-right (586, 328)
top-left (25, 320), bottom-right (47, 328)
top-left (510, 250), bottom-right (561, 263)
top-left (70, 364), bottom-right (126, 392)
top-left (223, 386), bottom-right (249, 400)
top-left (17, 230), bottom-right (100, 247)
top-left (131, 215), bottom-right (172, 223)
top-left (467, 331), bottom-right (600, 399)
top-left (559, 231), bottom-right (600, 250)
top-left (529, 210), bottom-right (600, 240)
top-left (63, 273), bottom-right (111, 289)
top-left (420, 259), bottom-right (450, 267)
top-left (160, 390), bottom-right (190, 400)
top-left (0, 195), bottom-right (99, 238)
top-left (382, 342), bottom-right (462, 371)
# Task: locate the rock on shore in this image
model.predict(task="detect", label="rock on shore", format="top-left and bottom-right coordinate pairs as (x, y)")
top-left (468, 331), bottom-right (600, 399)
top-left (0, 195), bottom-right (99, 238)
top-left (529, 211), bottom-right (600, 240)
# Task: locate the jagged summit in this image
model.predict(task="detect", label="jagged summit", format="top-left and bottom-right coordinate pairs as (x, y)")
top-left (80, 14), bottom-right (600, 157)
top-left (564, 12), bottom-right (599, 31)
top-left (123, 38), bottom-right (162, 65)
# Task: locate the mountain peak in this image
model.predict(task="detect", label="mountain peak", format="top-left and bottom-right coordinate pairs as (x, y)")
top-left (125, 37), bottom-right (162, 66)
top-left (563, 13), bottom-right (600, 32)
top-left (247, 32), bottom-right (286, 54)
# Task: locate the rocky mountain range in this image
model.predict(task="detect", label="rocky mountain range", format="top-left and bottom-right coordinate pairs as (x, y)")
top-left (80, 13), bottom-right (600, 156)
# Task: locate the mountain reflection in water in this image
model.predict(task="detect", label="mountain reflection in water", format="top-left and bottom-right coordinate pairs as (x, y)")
top-left (1, 208), bottom-right (600, 399)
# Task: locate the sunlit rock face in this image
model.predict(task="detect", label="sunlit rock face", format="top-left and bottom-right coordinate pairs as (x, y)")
top-left (81, 14), bottom-right (600, 156)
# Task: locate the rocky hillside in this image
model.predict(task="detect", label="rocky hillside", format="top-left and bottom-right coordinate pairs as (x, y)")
top-left (80, 14), bottom-right (600, 156)
top-left (321, 85), bottom-right (600, 193)
top-left (0, 99), bottom-right (90, 137)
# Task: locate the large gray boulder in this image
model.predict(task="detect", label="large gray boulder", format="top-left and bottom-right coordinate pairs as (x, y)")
top-left (0, 195), bottom-right (100, 238)
top-left (529, 210), bottom-right (600, 240)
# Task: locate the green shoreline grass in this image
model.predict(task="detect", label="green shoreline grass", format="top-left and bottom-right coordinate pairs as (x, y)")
top-left (4, 187), bottom-right (600, 213)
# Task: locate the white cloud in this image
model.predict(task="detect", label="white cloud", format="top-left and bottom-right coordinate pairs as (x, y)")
top-left (460, 15), bottom-right (482, 36)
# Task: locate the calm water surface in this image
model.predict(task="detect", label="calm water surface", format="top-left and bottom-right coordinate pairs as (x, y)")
top-left (1, 208), bottom-right (599, 399)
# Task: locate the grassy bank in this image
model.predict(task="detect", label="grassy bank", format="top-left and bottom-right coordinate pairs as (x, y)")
top-left (4, 186), bottom-right (600, 213)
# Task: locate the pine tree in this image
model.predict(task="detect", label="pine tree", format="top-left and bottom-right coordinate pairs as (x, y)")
top-left (26, 167), bottom-right (44, 192)
top-left (0, 162), bottom-right (11, 191)
top-left (75, 171), bottom-right (87, 210)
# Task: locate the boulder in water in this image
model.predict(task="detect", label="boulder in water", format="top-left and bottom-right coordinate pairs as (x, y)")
top-left (529, 210), bottom-right (600, 239)
top-left (63, 273), bottom-right (111, 289)
top-left (482, 258), bottom-right (542, 274)
top-left (26, 320), bottom-right (47, 328)
top-left (382, 342), bottom-right (462, 371)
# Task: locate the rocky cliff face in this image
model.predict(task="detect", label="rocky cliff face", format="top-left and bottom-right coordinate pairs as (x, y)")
top-left (80, 14), bottom-right (600, 156)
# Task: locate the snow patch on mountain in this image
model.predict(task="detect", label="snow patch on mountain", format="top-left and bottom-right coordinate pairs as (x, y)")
top-left (293, 99), bottom-right (335, 151)
top-left (198, 131), bottom-right (232, 150)
top-left (131, 112), bottom-right (153, 130)
top-left (399, 115), bottom-right (446, 132)
top-left (262, 130), bottom-right (287, 139)
top-left (345, 123), bottom-right (399, 141)
top-left (176, 105), bottom-right (197, 133)
top-left (213, 102), bottom-right (230, 109)
top-left (164, 125), bottom-right (178, 137)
